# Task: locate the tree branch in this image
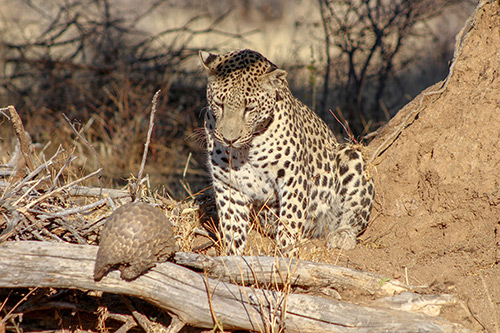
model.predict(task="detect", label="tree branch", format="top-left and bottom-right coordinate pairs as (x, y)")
top-left (0, 241), bottom-right (471, 332)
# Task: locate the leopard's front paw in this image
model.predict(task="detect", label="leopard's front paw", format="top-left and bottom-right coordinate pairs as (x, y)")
top-left (327, 227), bottom-right (357, 250)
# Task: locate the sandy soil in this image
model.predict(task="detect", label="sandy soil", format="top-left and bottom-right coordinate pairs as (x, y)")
top-left (339, 2), bottom-right (500, 331)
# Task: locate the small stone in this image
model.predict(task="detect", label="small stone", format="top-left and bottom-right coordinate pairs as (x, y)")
top-left (94, 202), bottom-right (178, 281)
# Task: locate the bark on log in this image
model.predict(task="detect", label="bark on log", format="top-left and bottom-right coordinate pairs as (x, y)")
top-left (0, 241), bottom-right (470, 332)
top-left (174, 252), bottom-right (411, 296)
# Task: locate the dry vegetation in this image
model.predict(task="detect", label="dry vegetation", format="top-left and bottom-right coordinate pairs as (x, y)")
top-left (0, 101), bottom-right (206, 331)
top-left (1, 103), bottom-right (465, 332)
top-left (316, 0), bottom-right (469, 134)
top-left (0, 0), bottom-right (257, 195)
top-left (0, 0), bottom-right (497, 332)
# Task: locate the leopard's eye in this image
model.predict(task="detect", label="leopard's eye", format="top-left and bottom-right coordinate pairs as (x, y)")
top-left (213, 101), bottom-right (224, 110)
top-left (244, 104), bottom-right (256, 114)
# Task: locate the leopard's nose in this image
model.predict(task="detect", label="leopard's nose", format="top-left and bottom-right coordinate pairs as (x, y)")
top-left (223, 136), bottom-right (240, 145)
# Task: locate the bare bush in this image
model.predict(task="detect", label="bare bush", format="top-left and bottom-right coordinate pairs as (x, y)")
top-left (0, 0), bottom-right (252, 191)
top-left (317, 0), bottom-right (473, 135)
top-left (1, 0), bottom-right (248, 113)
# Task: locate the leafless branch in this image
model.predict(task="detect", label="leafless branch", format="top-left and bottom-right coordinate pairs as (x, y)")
top-left (132, 90), bottom-right (161, 201)
top-left (319, 0), bottom-right (465, 135)
top-left (5, 106), bottom-right (35, 172)
top-left (62, 113), bottom-right (103, 195)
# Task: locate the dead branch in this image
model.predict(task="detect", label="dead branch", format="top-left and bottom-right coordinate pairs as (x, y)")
top-left (36, 198), bottom-right (108, 220)
top-left (9, 145), bottom-right (65, 195)
top-left (131, 89), bottom-right (161, 201)
top-left (20, 168), bottom-right (102, 212)
top-left (0, 137), bottom-right (21, 177)
top-left (0, 144), bottom-right (107, 243)
top-left (0, 241), bottom-right (471, 333)
top-left (174, 252), bottom-right (413, 297)
top-left (5, 106), bottom-right (35, 172)
top-left (68, 185), bottom-right (130, 199)
top-left (120, 295), bottom-right (170, 333)
top-left (62, 113), bottom-right (104, 194)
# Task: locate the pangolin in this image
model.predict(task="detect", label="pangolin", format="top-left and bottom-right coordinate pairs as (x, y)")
top-left (94, 202), bottom-right (178, 281)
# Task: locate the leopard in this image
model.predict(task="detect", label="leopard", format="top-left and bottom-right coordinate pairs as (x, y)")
top-left (199, 49), bottom-right (374, 255)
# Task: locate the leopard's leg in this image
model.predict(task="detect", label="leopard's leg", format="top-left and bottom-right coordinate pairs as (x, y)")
top-left (275, 181), bottom-right (309, 255)
top-left (328, 145), bottom-right (374, 250)
top-left (212, 173), bottom-right (250, 255)
top-left (206, 116), bottom-right (252, 255)
top-left (255, 203), bottom-right (279, 236)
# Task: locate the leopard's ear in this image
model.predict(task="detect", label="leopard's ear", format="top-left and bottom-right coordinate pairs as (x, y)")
top-left (199, 50), bottom-right (218, 75)
top-left (259, 68), bottom-right (288, 90)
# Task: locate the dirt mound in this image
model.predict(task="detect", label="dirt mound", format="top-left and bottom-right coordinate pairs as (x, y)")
top-left (347, 1), bottom-right (499, 331)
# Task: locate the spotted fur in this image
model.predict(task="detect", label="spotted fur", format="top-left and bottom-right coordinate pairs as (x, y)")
top-left (200, 49), bottom-right (374, 254)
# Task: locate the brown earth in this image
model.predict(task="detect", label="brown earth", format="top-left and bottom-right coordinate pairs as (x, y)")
top-left (343, 1), bottom-right (499, 331)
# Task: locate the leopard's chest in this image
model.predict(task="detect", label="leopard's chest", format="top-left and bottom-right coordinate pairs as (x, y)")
top-left (209, 141), bottom-right (279, 204)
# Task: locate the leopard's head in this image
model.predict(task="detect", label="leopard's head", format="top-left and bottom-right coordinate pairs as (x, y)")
top-left (200, 49), bottom-right (288, 148)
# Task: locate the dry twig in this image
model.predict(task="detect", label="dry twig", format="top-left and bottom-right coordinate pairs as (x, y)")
top-left (131, 90), bottom-right (161, 201)
top-left (3, 106), bottom-right (35, 172)
top-left (62, 113), bottom-right (104, 194)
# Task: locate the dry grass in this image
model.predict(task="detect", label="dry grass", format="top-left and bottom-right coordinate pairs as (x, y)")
top-left (0, 101), bottom-right (356, 332)
top-left (0, 98), bottom-right (365, 332)
top-left (0, 102), bottom-right (210, 331)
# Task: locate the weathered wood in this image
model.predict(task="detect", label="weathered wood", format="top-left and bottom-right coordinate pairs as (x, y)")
top-left (0, 241), bottom-right (470, 332)
top-left (174, 252), bottom-right (412, 296)
top-left (68, 185), bottom-right (130, 198)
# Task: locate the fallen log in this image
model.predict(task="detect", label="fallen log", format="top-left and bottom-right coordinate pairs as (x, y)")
top-left (174, 252), bottom-right (412, 297)
top-left (0, 241), bottom-right (471, 332)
